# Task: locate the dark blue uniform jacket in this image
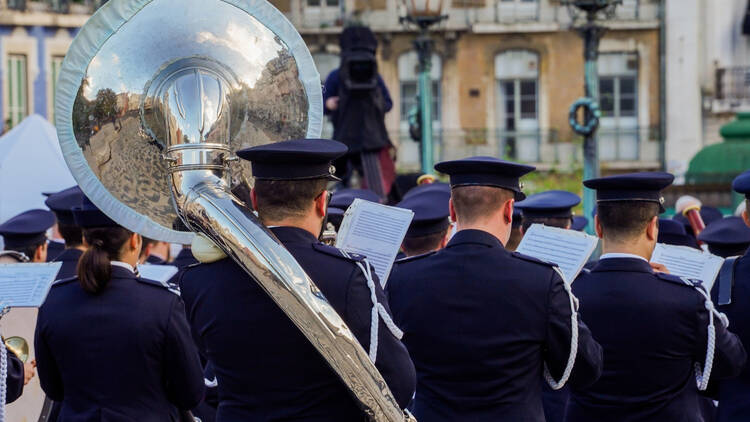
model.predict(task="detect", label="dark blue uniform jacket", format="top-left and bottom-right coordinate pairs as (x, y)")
top-left (711, 248), bottom-right (750, 422)
top-left (46, 241), bottom-right (65, 262)
top-left (568, 257), bottom-right (747, 422)
top-left (5, 351), bottom-right (24, 404)
top-left (35, 265), bottom-right (205, 421)
top-left (53, 248), bottom-right (83, 280)
top-left (387, 229), bottom-right (603, 422)
top-left (179, 226), bottom-right (416, 422)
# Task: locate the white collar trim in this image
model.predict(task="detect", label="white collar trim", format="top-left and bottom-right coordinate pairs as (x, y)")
top-left (599, 252), bottom-right (649, 263)
top-left (111, 261), bottom-right (136, 273)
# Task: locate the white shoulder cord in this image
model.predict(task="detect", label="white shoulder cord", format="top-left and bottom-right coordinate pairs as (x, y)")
top-left (341, 252), bottom-right (403, 363)
top-left (0, 304), bottom-right (9, 422)
top-left (680, 277), bottom-right (729, 391)
top-left (544, 266), bottom-right (579, 390)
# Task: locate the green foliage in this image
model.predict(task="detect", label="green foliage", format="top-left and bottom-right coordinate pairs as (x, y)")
top-left (521, 167), bottom-right (585, 213)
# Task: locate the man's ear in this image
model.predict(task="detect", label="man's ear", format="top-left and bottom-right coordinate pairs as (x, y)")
top-left (131, 233), bottom-right (142, 254)
top-left (646, 215), bottom-right (659, 242)
top-left (35, 243), bottom-right (47, 262)
top-left (503, 199), bottom-right (514, 225)
top-left (315, 190), bottom-right (328, 218)
top-left (250, 188), bottom-right (259, 211)
top-left (743, 208), bottom-right (750, 228)
top-left (594, 215), bottom-right (603, 238)
top-left (449, 198), bottom-right (457, 223)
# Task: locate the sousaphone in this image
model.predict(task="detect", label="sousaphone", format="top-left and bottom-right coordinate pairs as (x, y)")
top-left (54, 1), bottom-right (412, 420)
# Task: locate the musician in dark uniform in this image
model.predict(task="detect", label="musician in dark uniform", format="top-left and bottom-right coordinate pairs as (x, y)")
top-left (514, 189), bottom-right (582, 422)
top-left (0, 209), bottom-right (55, 263)
top-left (707, 170), bottom-right (750, 422)
top-left (571, 216), bottom-right (588, 232)
top-left (179, 139), bottom-right (415, 421)
top-left (395, 184), bottom-right (451, 257)
top-left (44, 186), bottom-right (87, 280)
top-left (35, 197), bottom-right (205, 421)
top-left (698, 216), bottom-right (750, 258)
top-left (387, 156), bottom-right (603, 422)
top-left (566, 172), bottom-right (746, 422)
top-left (658, 218), bottom-right (700, 249)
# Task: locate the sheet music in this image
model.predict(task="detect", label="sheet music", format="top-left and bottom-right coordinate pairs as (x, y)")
top-left (0, 262), bottom-right (62, 308)
top-left (137, 264), bottom-right (178, 284)
top-left (335, 198), bottom-right (414, 287)
top-left (516, 224), bottom-right (599, 284)
top-left (650, 243), bottom-right (724, 292)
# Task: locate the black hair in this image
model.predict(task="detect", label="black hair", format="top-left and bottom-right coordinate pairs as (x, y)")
top-left (521, 217), bottom-right (572, 233)
top-left (402, 229), bottom-right (449, 257)
top-left (77, 227), bottom-right (133, 294)
top-left (598, 201), bottom-right (660, 242)
top-left (254, 179), bottom-right (329, 223)
top-left (58, 222), bottom-right (83, 248)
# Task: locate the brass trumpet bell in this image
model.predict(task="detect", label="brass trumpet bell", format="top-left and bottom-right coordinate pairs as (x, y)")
top-left (5, 336), bottom-right (29, 363)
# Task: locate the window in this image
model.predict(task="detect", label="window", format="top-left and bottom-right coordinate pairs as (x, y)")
top-left (495, 50), bottom-right (539, 162)
top-left (497, 0), bottom-right (539, 22)
top-left (6, 54), bottom-right (28, 129)
top-left (51, 55), bottom-right (65, 122)
top-left (398, 52), bottom-right (442, 125)
top-left (598, 52), bottom-right (639, 161)
top-left (304, 0), bottom-right (340, 27)
top-left (314, 52), bottom-right (340, 139)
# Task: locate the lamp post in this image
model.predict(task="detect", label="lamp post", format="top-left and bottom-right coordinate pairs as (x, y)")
top-left (402, 0), bottom-right (447, 174)
top-left (564, 0), bottom-right (620, 233)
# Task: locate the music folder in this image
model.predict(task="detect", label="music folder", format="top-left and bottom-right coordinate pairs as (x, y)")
top-left (650, 243), bottom-right (724, 292)
top-left (137, 264), bottom-right (179, 284)
top-left (335, 198), bottom-right (414, 287)
top-left (0, 262), bottom-right (62, 308)
top-left (516, 224), bottom-right (599, 284)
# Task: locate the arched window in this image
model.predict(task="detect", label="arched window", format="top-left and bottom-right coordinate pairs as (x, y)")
top-left (495, 50), bottom-right (539, 162)
top-left (313, 52), bottom-right (340, 138)
top-left (397, 51), bottom-right (442, 128)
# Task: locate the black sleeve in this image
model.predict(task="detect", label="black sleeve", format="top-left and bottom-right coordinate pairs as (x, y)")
top-left (163, 296), bottom-right (206, 410)
top-left (345, 263), bottom-right (416, 409)
top-left (4, 349), bottom-right (24, 403)
top-left (34, 306), bottom-right (64, 401)
top-left (694, 296), bottom-right (747, 380)
top-left (544, 273), bottom-right (603, 390)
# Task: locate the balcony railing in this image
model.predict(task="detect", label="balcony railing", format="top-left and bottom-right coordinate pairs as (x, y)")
top-left (714, 66), bottom-right (750, 111)
top-left (2, 0), bottom-right (107, 13)
top-left (391, 125), bottom-right (661, 170)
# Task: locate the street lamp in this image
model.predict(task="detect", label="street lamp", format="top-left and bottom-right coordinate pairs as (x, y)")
top-left (401, 0), bottom-right (447, 174)
top-left (564, 0), bottom-right (621, 234)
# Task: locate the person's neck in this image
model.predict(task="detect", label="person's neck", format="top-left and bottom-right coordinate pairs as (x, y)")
top-left (69, 244), bottom-right (87, 252)
top-left (601, 237), bottom-right (654, 261)
top-left (455, 221), bottom-right (509, 246)
top-left (263, 216), bottom-right (321, 238)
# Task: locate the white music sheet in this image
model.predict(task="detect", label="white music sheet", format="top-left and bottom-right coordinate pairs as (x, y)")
top-left (650, 243), bottom-right (724, 292)
top-left (0, 262), bottom-right (62, 308)
top-left (516, 224), bottom-right (599, 284)
top-left (336, 198), bottom-right (414, 287)
top-left (137, 264), bottom-right (178, 284)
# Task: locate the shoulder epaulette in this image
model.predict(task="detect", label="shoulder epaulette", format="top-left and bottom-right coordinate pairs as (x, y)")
top-left (312, 243), bottom-right (366, 262)
top-left (655, 272), bottom-right (705, 290)
top-left (395, 250), bottom-right (437, 264)
top-left (511, 251), bottom-right (556, 268)
top-left (51, 276), bottom-right (77, 287)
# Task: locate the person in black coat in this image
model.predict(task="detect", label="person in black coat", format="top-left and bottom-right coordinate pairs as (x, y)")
top-left (4, 348), bottom-right (25, 404)
top-left (179, 139), bottom-right (416, 421)
top-left (708, 171), bottom-right (750, 422)
top-left (44, 187), bottom-right (87, 280)
top-left (34, 197), bottom-right (205, 421)
top-left (387, 156), bottom-right (603, 422)
top-left (566, 172), bottom-right (747, 422)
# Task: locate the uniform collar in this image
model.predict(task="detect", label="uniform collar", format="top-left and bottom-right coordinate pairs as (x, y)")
top-left (270, 226), bottom-right (319, 245)
top-left (600, 252), bottom-right (648, 263)
top-left (446, 229), bottom-right (505, 249)
top-left (111, 261), bottom-right (136, 273)
top-left (591, 256), bottom-right (653, 274)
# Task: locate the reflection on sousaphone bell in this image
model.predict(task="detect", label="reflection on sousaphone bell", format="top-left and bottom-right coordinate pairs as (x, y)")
top-left (4, 336), bottom-right (29, 363)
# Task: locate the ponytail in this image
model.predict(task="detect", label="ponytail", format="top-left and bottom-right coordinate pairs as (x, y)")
top-left (77, 227), bottom-right (133, 294)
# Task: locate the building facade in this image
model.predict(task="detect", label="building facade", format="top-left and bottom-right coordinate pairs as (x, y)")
top-left (284, 0), bottom-right (664, 171)
top-left (665, 0), bottom-right (750, 183)
top-left (1, 0), bottom-right (664, 173)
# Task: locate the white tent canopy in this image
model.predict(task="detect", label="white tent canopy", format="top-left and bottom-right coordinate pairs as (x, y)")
top-left (0, 114), bottom-right (76, 225)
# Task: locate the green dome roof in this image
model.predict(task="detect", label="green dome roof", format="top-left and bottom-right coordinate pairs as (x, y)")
top-left (686, 113), bottom-right (750, 185)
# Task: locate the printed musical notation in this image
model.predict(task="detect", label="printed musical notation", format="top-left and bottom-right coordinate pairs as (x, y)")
top-left (336, 198), bottom-right (414, 287)
top-left (516, 224), bottom-right (599, 284)
top-left (651, 243), bottom-right (724, 291)
top-left (0, 262), bottom-right (62, 308)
